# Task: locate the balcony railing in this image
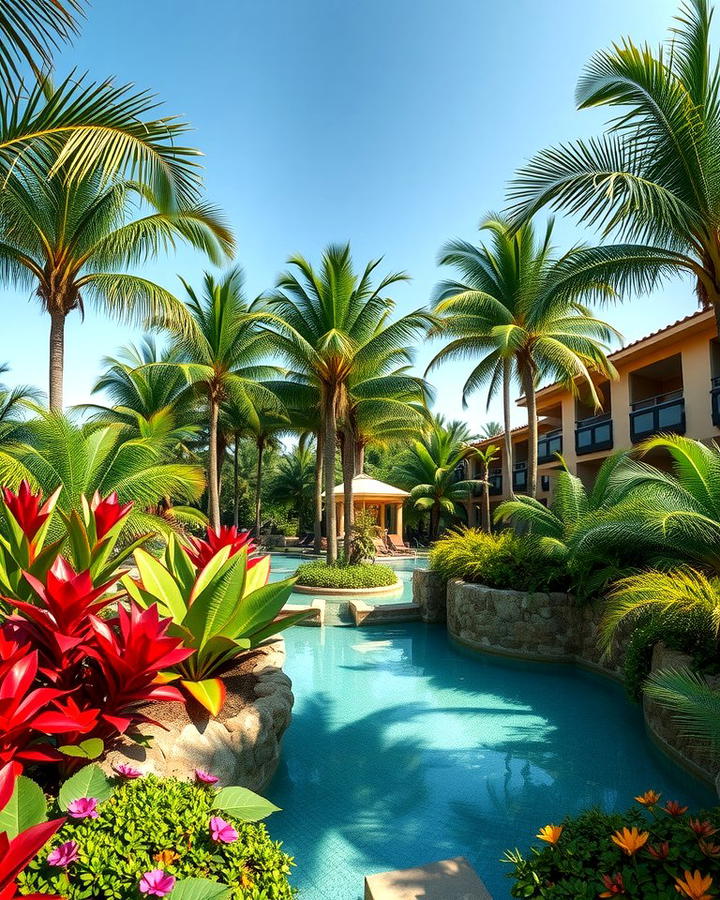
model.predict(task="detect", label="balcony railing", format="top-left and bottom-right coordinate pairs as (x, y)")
top-left (537, 429), bottom-right (563, 464)
top-left (488, 468), bottom-right (503, 496)
top-left (629, 390), bottom-right (685, 443)
top-left (575, 414), bottom-right (614, 456)
top-left (712, 376), bottom-right (720, 428)
top-left (512, 462), bottom-right (528, 492)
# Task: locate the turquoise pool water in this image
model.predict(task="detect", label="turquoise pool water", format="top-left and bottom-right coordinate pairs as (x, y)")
top-left (268, 623), bottom-right (714, 899)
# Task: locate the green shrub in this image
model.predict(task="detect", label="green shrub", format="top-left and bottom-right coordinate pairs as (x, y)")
top-left (505, 794), bottom-right (720, 899)
top-left (20, 775), bottom-right (296, 900)
top-left (295, 561), bottom-right (397, 589)
top-left (429, 528), bottom-right (570, 593)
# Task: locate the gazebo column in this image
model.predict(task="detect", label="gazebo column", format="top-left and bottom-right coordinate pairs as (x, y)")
top-left (379, 502), bottom-right (386, 532)
top-left (338, 500), bottom-right (344, 537)
top-left (396, 502), bottom-right (403, 539)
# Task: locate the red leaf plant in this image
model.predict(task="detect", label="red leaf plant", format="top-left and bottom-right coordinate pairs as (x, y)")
top-left (82, 602), bottom-right (192, 736)
top-left (0, 762), bottom-right (64, 900)
top-left (1, 481), bottom-right (59, 546)
top-left (185, 525), bottom-right (256, 569)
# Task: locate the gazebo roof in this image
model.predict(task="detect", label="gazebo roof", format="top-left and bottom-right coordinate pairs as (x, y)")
top-left (322, 472), bottom-right (410, 500)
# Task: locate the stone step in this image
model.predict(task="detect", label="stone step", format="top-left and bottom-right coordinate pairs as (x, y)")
top-left (350, 599), bottom-right (422, 626)
top-left (364, 857), bottom-right (492, 899)
top-left (278, 598), bottom-right (325, 626)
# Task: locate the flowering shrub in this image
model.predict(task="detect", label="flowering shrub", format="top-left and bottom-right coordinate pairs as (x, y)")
top-left (20, 774), bottom-right (296, 900)
top-left (294, 561), bottom-right (397, 589)
top-left (505, 792), bottom-right (720, 898)
top-left (122, 529), bottom-right (305, 715)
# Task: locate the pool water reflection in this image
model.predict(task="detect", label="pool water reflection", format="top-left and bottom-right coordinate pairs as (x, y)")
top-left (268, 623), bottom-right (713, 899)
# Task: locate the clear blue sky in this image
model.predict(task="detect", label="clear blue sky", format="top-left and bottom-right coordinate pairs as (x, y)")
top-left (3, 0), bottom-right (697, 430)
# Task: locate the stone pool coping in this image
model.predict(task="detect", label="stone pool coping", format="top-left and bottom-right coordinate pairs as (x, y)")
top-left (293, 580), bottom-right (403, 597)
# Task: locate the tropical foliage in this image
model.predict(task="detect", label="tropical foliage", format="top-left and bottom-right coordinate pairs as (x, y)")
top-left (294, 560), bottom-right (397, 589)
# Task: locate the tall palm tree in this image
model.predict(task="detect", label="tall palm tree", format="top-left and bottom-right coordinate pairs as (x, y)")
top-left (153, 268), bottom-right (282, 530)
top-left (391, 417), bottom-right (482, 540)
top-left (266, 444), bottom-right (316, 534)
top-left (508, 0), bottom-right (720, 336)
top-left (0, 170), bottom-right (233, 408)
top-left (428, 216), bottom-right (619, 498)
top-left (264, 243), bottom-right (429, 562)
top-left (471, 443), bottom-right (499, 533)
top-left (479, 421), bottom-right (503, 439)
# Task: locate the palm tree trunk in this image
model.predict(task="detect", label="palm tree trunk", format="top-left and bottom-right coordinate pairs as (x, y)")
top-left (314, 432), bottom-right (323, 554)
top-left (233, 434), bottom-right (240, 529)
top-left (522, 365), bottom-right (539, 499)
top-left (342, 428), bottom-right (354, 560)
top-left (254, 438), bottom-right (264, 537)
top-left (502, 357), bottom-right (513, 494)
top-left (208, 395), bottom-right (221, 531)
top-left (430, 501), bottom-right (440, 541)
top-left (483, 464), bottom-right (491, 533)
top-left (354, 441), bottom-right (364, 475)
top-left (48, 310), bottom-right (66, 411)
top-left (324, 396), bottom-right (338, 564)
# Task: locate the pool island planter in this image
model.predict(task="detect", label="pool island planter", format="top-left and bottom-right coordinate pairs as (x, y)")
top-left (293, 580), bottom-right (403, 597)
top-left (102, 637), bottom-right (294, 791)
top-left (441, 578), bottom-right (720, 789)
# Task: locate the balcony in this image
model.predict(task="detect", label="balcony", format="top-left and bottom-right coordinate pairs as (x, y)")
top-left (575, 414), bottom-right (614, 456)
top-left (537, 429), bottom-right (562, 464)
top-left (488, 468), bottom-right (503, 496)
top-left (512, 462), bottom-right (528, 492)
top-left (629, 391), bottom-right (686, 443)
top-left (712, 376), bottom-right (720, 428)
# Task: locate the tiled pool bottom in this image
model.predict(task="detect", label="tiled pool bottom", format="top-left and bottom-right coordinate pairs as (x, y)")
top-left (268, 623), bottom-right (714, 899)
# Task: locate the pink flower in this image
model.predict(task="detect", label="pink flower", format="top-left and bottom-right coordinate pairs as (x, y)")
top-left (112, 762), bottom-right (143, 779)
top-left (67, 797), bottom-right (99, 819)
top-left (139, 870), bottom-right (176, 897)
top-left (47, 840), bottom-right (79, 867)
top-left (209, 815), bottom-right (238, 844)
top-left (195, 768), bottom-right (219, 785)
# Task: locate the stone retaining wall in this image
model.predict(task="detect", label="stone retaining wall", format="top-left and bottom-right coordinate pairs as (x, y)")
top-left (438, 578), bottom-right (717, 785)
top-left (412, 569), bottom-right (447, 623)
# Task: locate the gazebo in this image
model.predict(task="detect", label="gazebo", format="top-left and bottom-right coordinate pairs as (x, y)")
top-left (323, 473), bottom-right (410, 542)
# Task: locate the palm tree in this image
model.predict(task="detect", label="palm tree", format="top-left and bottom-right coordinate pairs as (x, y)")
top-left (479, 421), bottom-right (503, 439)
top-left (428, 216), bottom-right (619, 498)
top-left (266, 444), bottom-right (316, 534)
top-left (471, 443), bottom-right (499, 533)
top-left (391, 417), bottom-right (482, 540)
top-left (264, 243), bottom-right (429, 562)
top-left (153, 268), bottom-right (282, 530)
top-left (508, 0), bottom-right (720, 337)
top-left (0, 410), bottom-right (206, 538)
top-left (0, 363), bottom-right (42, 443)
top-left (0, 170), bottom-right (233, 408)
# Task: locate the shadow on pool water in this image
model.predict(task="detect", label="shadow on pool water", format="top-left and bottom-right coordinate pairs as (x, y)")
top-left (267, 623), bottom-right (714, 900)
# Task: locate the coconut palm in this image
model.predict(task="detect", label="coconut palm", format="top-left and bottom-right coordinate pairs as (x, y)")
top-left (391, 417), bottom-right (482, 540)
top-left (264, 243), bottom-right (430, 562)
top-left (508, 0), bottom-right (720, 336)
top-left (0, 169), bottom-right (233, 408)
top-left (153, 268), bottom-right (283, 530)
top-left (428, 216), bottom-right (619, 498)
top-left (266, 444), bottom-right (316, 534)
top-left (479, 421), bottom-right (503, 439)
top-left (0, 410), bottom-right (206, 538)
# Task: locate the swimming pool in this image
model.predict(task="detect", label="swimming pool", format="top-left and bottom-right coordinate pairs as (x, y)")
top-left (268, 623), bottom-right (714, 899)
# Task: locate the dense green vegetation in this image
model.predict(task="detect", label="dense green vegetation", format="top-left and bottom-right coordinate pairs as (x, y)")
top-left (294, 561), bottom-right (398, 589)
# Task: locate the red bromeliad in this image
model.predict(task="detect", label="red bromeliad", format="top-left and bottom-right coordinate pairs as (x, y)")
top-left (185, 525), bottom-right (256, 569)
top-left (1, 481), bottom-right (59, 545)
top-left (90, 491), bottom-right (133, 541)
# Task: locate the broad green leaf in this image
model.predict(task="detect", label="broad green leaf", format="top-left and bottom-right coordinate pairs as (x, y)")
top-left (58, 763), bottom-right (114, 810)
top-left (243, 555), bottom-right (270, 596)
top-left (63, 509), bottom-right (93, 570)
top-left (222, 578), bottom-right (295, 641)
top-left (58, 738), bottom-right (105, 760)
top-left (171, 879), bottom-right (231, 900)
top-left (184, 553), bottom-right (248, 641)
top-left (0, 776), bottom-right (47, 838)
top-left (188, 545), bottom-right (233, 604)
top-left (246, 607), bottom-right (313, 647)
top-left (213, 786), bottom-right (280, 822)
top-left (134, 548), bottom-right (187, 621)
top-left (165, 535), bottom-right (197, 597)
top-left (196, 634), bottom-right (250, 675)
top-left (181, 677), bottom-right (226, 716)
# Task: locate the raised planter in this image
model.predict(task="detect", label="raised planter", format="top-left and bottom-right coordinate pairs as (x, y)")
top-left (103, 637), bottom-right (293, 791)
top-left (293, 580), bottom-right (402, 597)
top-left (413, 569), bottom-right (447, 623)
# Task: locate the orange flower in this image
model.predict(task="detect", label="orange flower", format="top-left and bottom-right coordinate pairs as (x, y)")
top-left (665, 801), bottom-right (690, 817)
top-left (674, 870), bottom-right (714, 900)
top-left (699, 840), bottom-right (720, 859)
top-left (153, 849), bottom-right (179, 866)
top-left (690, 820), bottom-right (719, 839)
top-left (599, 872), bottom-right (626, 897)
top-left (635, 789), bottom-right (661, 807)
top-left (611, 826), bottom-right (649, 856)
top-left (537, 824), bottom-right (563, 844)
top-left (647, 841), bottom-right (670, 860)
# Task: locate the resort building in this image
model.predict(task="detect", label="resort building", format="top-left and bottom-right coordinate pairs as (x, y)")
top-left (467, 308), bottom-right (720, 528)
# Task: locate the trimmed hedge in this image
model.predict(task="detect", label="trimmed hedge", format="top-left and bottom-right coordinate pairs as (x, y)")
top-left (20, 775), bottom-right (296, 900)
top-left (429, 528), bottom-right (570, 593)
top-left (294, 561), bottom-right (398, 589)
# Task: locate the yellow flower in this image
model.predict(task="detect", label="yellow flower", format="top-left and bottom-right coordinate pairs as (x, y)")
top-left (674, 870), bottom-right (714, 900)
top-left (635, 789), bottom-right (661, 807)
top-left (536, 824), bottom-right (563, 845)
top-left (611, 826), bottom-right (649, 856)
